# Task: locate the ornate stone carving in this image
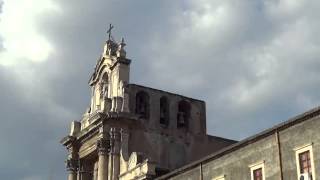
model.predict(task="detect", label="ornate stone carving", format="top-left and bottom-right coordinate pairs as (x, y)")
top-left (97, 138), bottom-right (110, 156)
top-left (66, 158), bottom-right (79, 172)
top-left (127, 152), bottom-right (144, 170)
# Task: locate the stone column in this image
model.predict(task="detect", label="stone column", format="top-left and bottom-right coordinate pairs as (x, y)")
top-left (66, 144), bottom-right (79, 180)
top-left (66, 158), bottom-right (78, 180)
top-left (97, 138), bottom-right (110, 180)
top-left (110, 128), bottom-right (121, 180)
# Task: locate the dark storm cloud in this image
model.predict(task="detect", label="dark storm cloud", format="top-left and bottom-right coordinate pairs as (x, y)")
top-left (1, 0), bottom-right (320, 179)
top-left (0, 67), bottom-right (67, 180)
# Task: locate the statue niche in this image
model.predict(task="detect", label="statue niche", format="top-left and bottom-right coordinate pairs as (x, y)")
top-left (99, 73), bottom-right (111, 112)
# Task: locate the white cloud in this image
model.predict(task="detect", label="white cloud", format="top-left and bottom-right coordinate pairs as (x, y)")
top-left (0, 0), bottom-right (72, 122)
top-left (0, 0), bottom-right (60, 66)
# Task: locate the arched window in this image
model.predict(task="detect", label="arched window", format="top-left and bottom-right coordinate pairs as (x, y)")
top-left (135, 91), bottom-right (149, 118)
top-left (160, 96), bottom-right (169, 127)
top-left (177, 100), bottom-right (190, 128)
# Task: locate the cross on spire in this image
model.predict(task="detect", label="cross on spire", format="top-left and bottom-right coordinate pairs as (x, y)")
top-left (107, 24), bottom-right (114, 41)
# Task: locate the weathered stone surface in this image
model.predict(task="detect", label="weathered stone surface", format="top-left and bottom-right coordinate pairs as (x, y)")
top-left (156, 108), bottom-right (320, 180)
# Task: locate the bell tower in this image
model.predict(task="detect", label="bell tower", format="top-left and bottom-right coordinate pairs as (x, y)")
top-left (87, 24), bottom-right (131, 119)
top-left (61, 25), bottom-right (237, 180)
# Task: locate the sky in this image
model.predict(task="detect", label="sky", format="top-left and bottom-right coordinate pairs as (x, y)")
top-left (1, 0), bottom-right (320, 179)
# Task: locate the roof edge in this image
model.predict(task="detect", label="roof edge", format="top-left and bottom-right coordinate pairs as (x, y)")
top-left (128, 83), bottom-right (205, 103)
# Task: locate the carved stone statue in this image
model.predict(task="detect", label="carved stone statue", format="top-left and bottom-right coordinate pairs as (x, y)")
top-left (102, 82), bottom-right (108, 99)
top-left (121, 81), bottom-right (130, 112)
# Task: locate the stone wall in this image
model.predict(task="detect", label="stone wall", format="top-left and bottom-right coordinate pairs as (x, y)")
top-left (280, 115), bottom-right (320, 180)
top-left (128, 84), bottom-right (206, 135)
top-left (157, 110), bottom-right (320, 180)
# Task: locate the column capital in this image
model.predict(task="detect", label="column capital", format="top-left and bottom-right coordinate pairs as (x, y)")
top-left (66, 158), bottom-right (79, 172)
top-left (97, 138), bottom-right (110, 155)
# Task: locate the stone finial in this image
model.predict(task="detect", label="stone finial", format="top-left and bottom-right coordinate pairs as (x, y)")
top-left (120, 37), bottom-right (126, 47)
top-left (117, 37), bottom-right (127, 58)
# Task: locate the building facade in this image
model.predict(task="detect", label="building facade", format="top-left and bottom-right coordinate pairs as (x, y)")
top-left (60, 32), bottom-right (236, 180)
top-left (156, 107), bottom-right (320, 180)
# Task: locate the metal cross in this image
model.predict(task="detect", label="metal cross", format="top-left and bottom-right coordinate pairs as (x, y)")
top-left (107, 24), bottom-right (114, 41)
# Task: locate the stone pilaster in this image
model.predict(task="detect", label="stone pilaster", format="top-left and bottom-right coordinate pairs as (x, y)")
top-left (66, 158), bottom-right (78, 180)
top-left (93, 161), bottom-right (98, 180)
top-left (110, 128), bottom-right (121, 180)
top-left (97, 138), bottom-right (110, 180)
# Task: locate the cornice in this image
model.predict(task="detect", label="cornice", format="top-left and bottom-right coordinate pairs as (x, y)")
top-left (77, 112), bottom-right (138, 143)
top-left (60, 135), bottom-right (76, 147)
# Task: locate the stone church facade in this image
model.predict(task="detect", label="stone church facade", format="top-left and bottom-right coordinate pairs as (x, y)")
top-left (61, 30), bottom-right (320, 180)
top-left (60, 32), bottom-right (236, 180)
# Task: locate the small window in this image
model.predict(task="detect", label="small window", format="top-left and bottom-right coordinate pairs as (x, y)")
top-left (253, 168), bottom-right (263, 180)
top-left (135, 91), bottom-right (149, 118)
top-left (299, 151), bottom-right (311, 174)
top-left (160, 96), bottom-right (169, 127)
top-left (249, 161), bottom-right (265, 180)
top-left (177, 100), bottom-right (190, 128)
top-left (295, 144), bottom-right (315, 180)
